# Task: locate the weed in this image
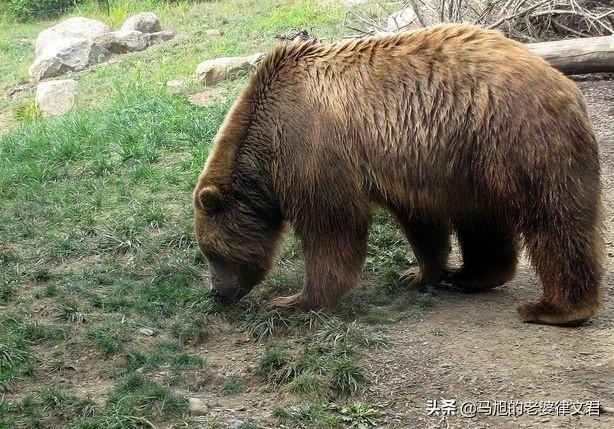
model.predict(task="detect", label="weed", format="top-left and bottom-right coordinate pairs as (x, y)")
top-left (57, 300), bottom-right (88, 324)
top-left (243, 309), bottom-right (291, 340)
top-left (86, 322), bottom-right (131, 356)
top-left (274, 403), bottom-right (341, 428)
top-left (259, 342), bottom-right (292, 375)
top-left (170, 353), bottom-right (205, 372)
top-left (171, 314), bottom-right (212, 345)
top-left (329, 357), bottom-right (366, 395)
top-left (337, 402), bottom-right (380, 428)
top-left (222, 376), bottom-right (244, 395)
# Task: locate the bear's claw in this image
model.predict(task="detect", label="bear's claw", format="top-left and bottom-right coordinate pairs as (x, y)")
top-left (397, 267), bottom-right (430, 292)
top-left (267, 293), bottom-right (327, 315)
top-left (517, 299), bottom-right (595, 326)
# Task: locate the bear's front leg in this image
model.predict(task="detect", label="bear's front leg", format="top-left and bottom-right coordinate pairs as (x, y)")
top-left (268, 227), bottom-right (368, 315)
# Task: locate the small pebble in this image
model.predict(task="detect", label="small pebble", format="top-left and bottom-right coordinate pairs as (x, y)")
top-left (188, 398), bottom-right (209, 416)
top-left (228, 419), bottom-right (245, 429)
top-left (138, 327), bottom-right (156, 336)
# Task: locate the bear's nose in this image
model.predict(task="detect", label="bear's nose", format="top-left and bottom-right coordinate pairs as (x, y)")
top-left (211, 288), bottom-right (221, 298)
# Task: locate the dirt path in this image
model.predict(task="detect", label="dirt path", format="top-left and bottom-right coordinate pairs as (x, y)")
top-left (360, 77), bottom-right (614, 428)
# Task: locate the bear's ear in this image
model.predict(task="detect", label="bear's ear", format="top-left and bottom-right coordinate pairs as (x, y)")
top-left (198, 185), bottom-right (224, 213)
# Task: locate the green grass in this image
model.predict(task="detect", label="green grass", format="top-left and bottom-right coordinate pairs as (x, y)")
top-left (274, 401), bottom-right (381, 428)
top-left (0, 1), bottom-right (429, 427)
top-left (222, 376), bottom-right (244, 395)
top-left (255, 316), bottom-right (387, 399)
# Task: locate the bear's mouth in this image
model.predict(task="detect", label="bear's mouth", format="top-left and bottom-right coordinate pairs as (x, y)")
top-left (211, 287), bottom-right (240, 305)
top-left (210, 279), bottom-right (250, 305)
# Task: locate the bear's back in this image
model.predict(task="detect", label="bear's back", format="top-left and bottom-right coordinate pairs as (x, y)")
top-left (203, 24), bottom-right (595, 215)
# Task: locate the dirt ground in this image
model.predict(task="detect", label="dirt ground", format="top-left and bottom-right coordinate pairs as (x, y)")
top-left (186, 76), bottom-right (614, 428)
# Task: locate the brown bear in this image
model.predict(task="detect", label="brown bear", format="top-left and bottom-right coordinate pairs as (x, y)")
top-left (194, 24), bottom-right (603, 326)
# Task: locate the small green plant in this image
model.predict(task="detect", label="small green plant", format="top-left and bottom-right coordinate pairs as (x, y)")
top-left (222, 376), bottom-right (244, 395)
top-left (337, 402), bottom-right (380, 428)
top-left (0, 283), bottom-right (15, 303)
top-left (243, 309), bottom-right (291, 340)
top-left (57, 300), bottom-right (88, 324)
top-left (171, 314), bottom-right (212, 345)
top-left (329, 357), bottom-right (366, 395)
top-left (274, 403), bottom-right (340, 429)
top-left (13, 99), bottom-right (40, 122)
top-left (170, 353), bottom-right (205, 372)
top-left (259, 342), bottom-right (292, 375)
top-left (0, 337), bottom-right (35, 391)
top-left (109, 373), bottom-right (188, 415)
top-left (86, 323), bottom-right (130, 357)
top-left (289, 373), bottom-right (323, 394)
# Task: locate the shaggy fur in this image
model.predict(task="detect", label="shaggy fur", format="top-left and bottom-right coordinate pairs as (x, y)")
top-left (194, 24), bottom-right (603, 325)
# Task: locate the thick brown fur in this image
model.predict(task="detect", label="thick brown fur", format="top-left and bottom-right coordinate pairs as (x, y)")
top-left (194, 24), bottom-right (604, 325)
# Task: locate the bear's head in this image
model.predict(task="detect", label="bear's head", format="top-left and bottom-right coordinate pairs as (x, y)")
top-left (194, 183), bottom-right (284, 305)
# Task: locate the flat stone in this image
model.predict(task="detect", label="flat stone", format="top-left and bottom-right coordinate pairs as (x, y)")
top-left (94, 30), bottom-right (149, 54)
top-left (188, 398), bottom-right (209, 415)
top-left (195, 53), bottom-right (263, 86)
top-left (36, 79), bottom-right (77, 117)
top-left (145, 30), bottom-right (177, 45)
top-left (138, 327), bottom-right (156, 336)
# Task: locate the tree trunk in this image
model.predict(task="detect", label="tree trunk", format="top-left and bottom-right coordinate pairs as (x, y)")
top-left (526, 36), bottom-right (614, 75)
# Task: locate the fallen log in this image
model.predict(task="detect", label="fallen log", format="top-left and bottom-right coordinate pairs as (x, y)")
top-left (526, 36), bottom-right (614, 75)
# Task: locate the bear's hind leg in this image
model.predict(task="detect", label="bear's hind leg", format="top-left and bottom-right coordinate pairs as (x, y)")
top-left (520, 214), bottom-right (603, 326)
top-left (444, 219), bottom-right (518, 292)
top-left (395, 216), bottom-right (451, 292)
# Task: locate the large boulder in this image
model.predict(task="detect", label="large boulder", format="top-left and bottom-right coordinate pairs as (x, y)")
top-left (35, 17), bottom-right (111, 57)
top-left (36, 79), bottom-right (77, 117)
top-left (387, 7), bottom-right (418, 31)
top-left (195, 53), bottom-right (263, 86)
top-left (93, 30), bottom-right (149, 54)
top-left (121, 12), bottom-right (162, 33)
top-left (29, 38), bottom-right (110, 81)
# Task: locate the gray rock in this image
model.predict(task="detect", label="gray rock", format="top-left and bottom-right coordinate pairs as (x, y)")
top-left (138, 327), bottom-right (156, 336)
top-left (121, 12), bottom-right (162, 33)
top-left (94, 30), bottom-right (149, 54)
top-left (387, 7), bottom-right (418, 31)
top-left (36, 79), bottom-right (77, 117)
top-left (29, 38), bottom-right (110, 80)
top-left (144, 30), bottom-right (177, 45)
top-left (206, 28), bottom-right (221, 37)
top-left (228, 419), bottom-right (245, 429)
top-left (195, 53), bottom-right (263, 86)
top-left (35, 17), bottom-right (111, 57)
top-left (166, 79), bottom-right (185, 91)
top-left (188, 398), bottom-right (209, 416)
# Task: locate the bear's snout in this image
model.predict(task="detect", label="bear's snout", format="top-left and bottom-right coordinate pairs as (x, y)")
top-left (210, 287), bottom-right (234, 305)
